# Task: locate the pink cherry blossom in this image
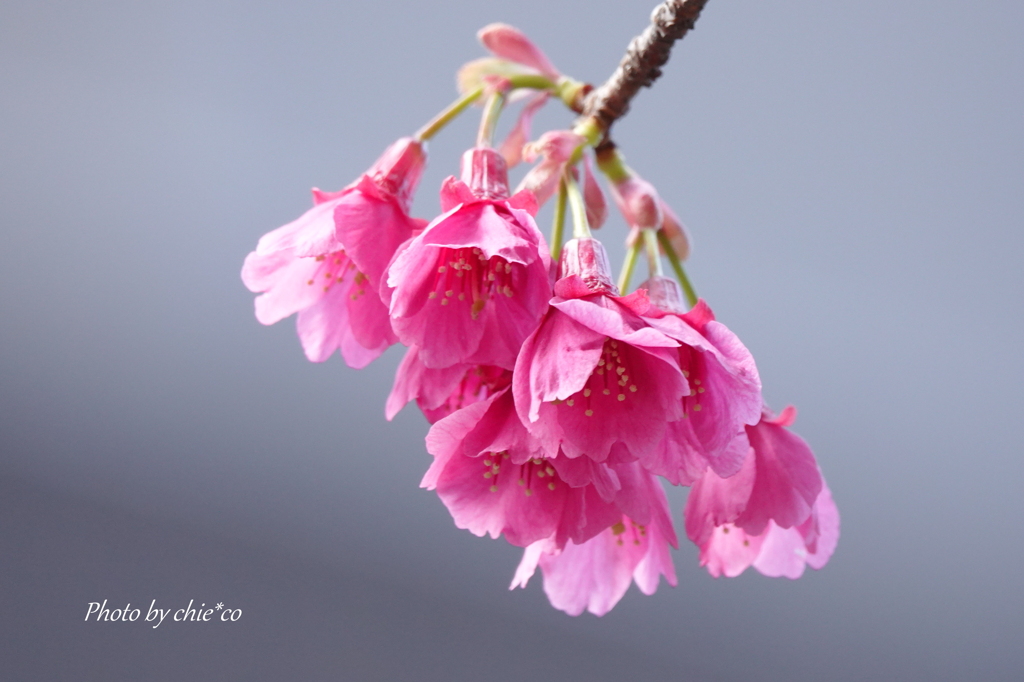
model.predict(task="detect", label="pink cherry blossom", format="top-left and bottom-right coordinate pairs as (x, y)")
top-left (423, 387), bottom-right (635, 548)
top-left (698, 481), bottom-right (839, 579)
top-left (516, 130), bottom-right (586, 206)
top-left (513, 238), bottom-right (688, 463)
top-left (515, 133), bottom-right (606, 225)
top-left (241, 137), bottom-right (426, 366)
top-left (385, 147), bottom-right (553, 370)
top-left (640, 278), bottom-right (763, 484)
top-left (610, 175), bottom-right (663, 230)
top-left (606, 164), bottom-right (692, 260)
top-left (735, 406), bottom-right (823, 534)
top-left (499, 93), bottom-right (550, 167)
top-left (477, 23), bottom-right (561, 81)
top-left (684, 407), bottom-right (833, 577)
top-left (511, 472), bottom-right (677, 616)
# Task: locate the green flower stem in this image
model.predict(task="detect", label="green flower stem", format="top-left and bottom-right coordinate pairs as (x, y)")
top-left (415, 73), bottom-right (558, 143)
top-left (617, 235), bottom-right (643, 294)
top-left (554, 76), bottom-right (588, 110)
top-left (507, 73), bottom-right (557, 91)
top-left (572, 117), bottom-right (604, 149)
top-left (476, 90), bottom-right (507, 148)
top-left (551, 179), bottom-right (568, 261)
top-left (564, 168), bottom-right (592, 240)
top-left (658, 229), bottom-right (698, 308)
top-left (642, 227), bottom-right (663, 277)
top-left (415, 87), bottom-right (484, 142)
top-left (594, 146), bottom-right (631, 183)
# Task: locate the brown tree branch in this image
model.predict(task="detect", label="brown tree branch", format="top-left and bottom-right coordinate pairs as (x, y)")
top-left (582, 0), bottom-right (710, 146)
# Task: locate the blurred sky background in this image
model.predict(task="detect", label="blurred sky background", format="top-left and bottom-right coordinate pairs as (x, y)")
top-left (2, 1), bottom-right (1023, 680)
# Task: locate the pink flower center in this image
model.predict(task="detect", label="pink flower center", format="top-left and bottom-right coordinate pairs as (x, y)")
top-left (677, 347), bottom-right (706, 417)
top-left (305, 252), bottom-right (368, 299)
top-left (610, 518), bottom-right (648, 546)
top-left (560, 339), bottom-right (639, 416)
top-left (719, 524), bottom-right (751, 547)
top-left (480, 453), bottom-right (559, 496)
top-left (426, 247), bottom-right (516, 318)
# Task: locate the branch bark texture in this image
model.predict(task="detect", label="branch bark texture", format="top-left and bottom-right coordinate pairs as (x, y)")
top-left (582, 0), bottom-right (710, 141)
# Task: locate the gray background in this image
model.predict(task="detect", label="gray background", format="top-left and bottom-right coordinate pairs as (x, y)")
top-left (2, 1), bottom-right (1022, 680)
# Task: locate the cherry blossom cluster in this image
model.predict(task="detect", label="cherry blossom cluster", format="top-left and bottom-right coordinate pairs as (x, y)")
top-left (242, 24), bottom-right (838, 616)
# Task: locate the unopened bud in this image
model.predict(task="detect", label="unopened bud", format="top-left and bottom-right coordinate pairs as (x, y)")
top-left (610, 176), bottom-right (663, 230)
top-left (659, 200), bottom-right (691, 262)
top-left (478, 23), bottom-right (560, 80)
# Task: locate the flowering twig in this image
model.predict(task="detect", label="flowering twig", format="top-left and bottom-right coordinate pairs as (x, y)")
top-left (241, 8), bottom-right (841, 618)
top-left (582, 0), bottom-right (710, 144)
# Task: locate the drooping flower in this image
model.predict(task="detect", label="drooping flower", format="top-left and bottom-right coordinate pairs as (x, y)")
top-left (517, 130), bottom-right (585, 206)
top-left (477, 23), bottom-right (562, 82)
top-left (639, 277), bottom-right (763, 484)
top-left (468, 23), bottom-right (589, 112)
top-left (697, 481), bottom-right (839, 579)
top-left (385, 147), bottom-right (553, 370)
top-left (498, 93), bottom-right (550, 168)
top-left (423, 386), bottom-right (670, 549)
top-left (514, 133), bottom-right (607, 228)
top-left (610, 173), bottom-right (663, 231)
top-left (241, 137), bottom-right (426, 366)
top-left (684, 406), bottom-right (835, 577)
top-left (513, 238), bottom-right (688, 463)
top-left (600, 149), bottom-right (691, 260)
top-left (511, 471), bottom-right (677, 616)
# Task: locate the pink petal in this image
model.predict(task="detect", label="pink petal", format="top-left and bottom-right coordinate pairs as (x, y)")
top-left (248, 253), bottom-right (328, 326)
top-left (510, 539), bottom-right (549, 589)
top-left (610, 176), bottom-right (662, 230)
top-left (252, 200), bottom-right (339, 256)
top-left (735, 419), bottom-right (823, 535)
top-left (439, 177), bottom-right (477, 213)
top-left (751, 523), bottom-right (808, 579)
top-left (582, 155), bottom-right (608, 229)
top-left (684, 437), bottom-right (756, 546)
top-left (515, 158), bottom-right (564, 206)
top-left (551, 297), bottom-right (679, 349)
top-left (333, 177), bottom-right (421, 287)
top-left (805, 481), bottom-right (840, 570)
top-left (386, 200), bottom-right (550, 370)
top-left (699, 523), bottom-right (765, 578)
top-left (514, 506), bottom-right (676, 617)
top-left (478, 23), bottom-right (560, 80)
top-left (659, 200), bottom-right (691, 261)
top-left (641, 417), bottom-right (710, 486)
top-left (499, 93), bottom-right (549, 168)
top-left (295, 280), bottom-right (391, 367)
top-left (538, 532), bottom-right (637, 616)
top-left (385, 346), bottom-right (472, 421)
top-left (514, 309), bottom-right (607, 422)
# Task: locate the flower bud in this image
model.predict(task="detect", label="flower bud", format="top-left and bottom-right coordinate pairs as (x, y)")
top-left (610, 176), bottom-right (663, 230)
top-left (477, 23), bottom-right (560, 80)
